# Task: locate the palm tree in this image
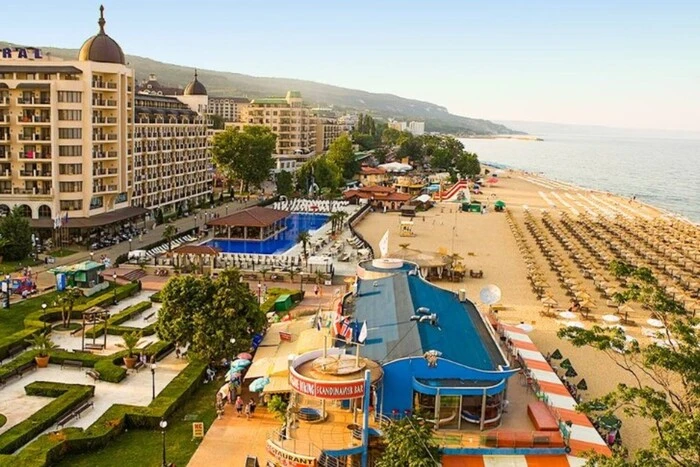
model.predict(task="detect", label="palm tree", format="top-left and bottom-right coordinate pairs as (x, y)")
top-left (336, 211), bottom-right (348, 232)
top-left (58, 287), bottom-right (83, 329)
top-left (162, 224), bottom-right (177, 252)
top-left (328, 212), bottom-right (340, 233)
top-left (297, 230), bottom-right (311, 260)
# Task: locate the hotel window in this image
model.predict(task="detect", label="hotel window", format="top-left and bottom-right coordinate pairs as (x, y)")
top-left (57, 91), bottom-right (82, 103)
top-left (59, 181), bottom-right (83, 192)
top-left (59, 163), bottom-right (82, 175)
top-left (59, 145), bottom-right (82, 157)
top-left (58, 128), bottom-right (82, 139)
top-left (58, 110), bottom-right (82, 121)
top-left (60, 200), bottom-right (83, 211)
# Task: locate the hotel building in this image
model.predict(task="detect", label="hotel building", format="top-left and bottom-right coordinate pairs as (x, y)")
top-left (208, 96), bottom-right (250, 122)
top-left (0, 6), bottom-right (212, 239)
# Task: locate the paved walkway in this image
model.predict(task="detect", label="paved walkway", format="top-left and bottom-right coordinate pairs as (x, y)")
top-left (28, 199), bottom-right (258, 291)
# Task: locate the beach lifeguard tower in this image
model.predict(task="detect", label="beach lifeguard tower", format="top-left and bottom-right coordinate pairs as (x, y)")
top-left (400, 221), bottom-right (415, 237)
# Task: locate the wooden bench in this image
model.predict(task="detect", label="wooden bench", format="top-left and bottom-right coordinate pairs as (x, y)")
top-left (1, 345), bottom-right (25, 363)
top-left (17, 361), bottom-right (37, 377)
top-left (470, 269), bottom-right (484, 279)
top-left (84, 343), bottom-right (104, 351)
top-left (56, 400), bottom-right (94, 428)
top-left (144, 312), bottom-right (156, 321)
top-left (527, 401), bottom-right (559, 432)
top-left (133, 360), bottom-right (145, 372)
top-left (61, 359), bottom-right (83, 370)
top-left (86, 369), bottom-right (100, 382)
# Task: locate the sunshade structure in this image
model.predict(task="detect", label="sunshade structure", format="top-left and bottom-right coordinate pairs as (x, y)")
top-left (494, 200), bottom-right (506, 208)
top-left (249, 377), bottom-right (270, 393)
top-left (565, 366), bottom-right (578, 378)
top-left (388, 247), bottom-right (452, 278)
top-left (560, 358), bottom-right (573, 369)
top-left (206, 206), bottom-right (289, 240)
top-left (550, 349), bottom-right (563, 360)
top-left (542, 296), bottom-right (558, 308)
top-left (559, 311), bottom-right (577, 320)
top-left (378, 162), bottom-right (413, 172)
top-left (576, 379), bottom-right (588, 391)
top-left (597, 414), bottom-right (622, 431)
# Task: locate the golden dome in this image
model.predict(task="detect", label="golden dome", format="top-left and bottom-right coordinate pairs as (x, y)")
top-left (184, 69), bottom-right (208, 96)
top-left (78, 5), bottom-right (125, 65)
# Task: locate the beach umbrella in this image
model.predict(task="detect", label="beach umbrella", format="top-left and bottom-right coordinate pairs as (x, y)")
top-left (516, 322), bottom-right (534, 333)
top-left (560, 358), bottom-right (573, 369)
top-left (565, 366), bottom-right (578, 378)
top-left (494, 200), bottom-right (506, 208)
top-left (231, 358), bottom-right (252, 368)
top-left (646, 318), bottom-right (665, 328)
top-left (567, 321), bottom-right (585, 329)
top-left (559, 311), bottom-right (577, 320)
top-left (542, 296), bottom-right (558, 308)
top-left (550, 349), bottom-right (563, 360)
top-left (602, 314), bottom-right (621, 324)
top-left (248, 377), bottom-right (270, 393)
top-left (588, 400), bottom-right (607, 411)
top-left (487, 177), bottom-right (499, 184)
top-left (225, 369), bottom-right (242, 382)
top-left (576, 379), bottom-right (588, 391)
top-left (237, 352), bottom-right (253, 360)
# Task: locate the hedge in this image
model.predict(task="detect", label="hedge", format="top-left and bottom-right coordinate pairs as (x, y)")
top-left (83, 301), bottom-right (153, 339)
top-left (0, 350), bottom-right (38, 381)
top-left (149, 292), bottom-right (162, 303)
top-left (1, 361), bottom-right (206, 466)
top-left (0, 328), bottom-right (40, 362)
top-left (23, 282), bottom-right (140, 330)
top-left (110, 302), bottom-right (152, 326)
top-left (0, 382), bottom-right (94, 455)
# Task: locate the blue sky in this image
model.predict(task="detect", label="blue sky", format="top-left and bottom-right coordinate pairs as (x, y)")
top-left (3, 1), bottom-right (700, 131)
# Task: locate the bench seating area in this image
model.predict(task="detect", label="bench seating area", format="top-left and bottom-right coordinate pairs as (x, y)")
top-left (84, 343), bottom-right (104, 351)
top-left (133, 360), bottom-right (145, 372)
top-left (61, 359), bottom-right (84, 370)
top-left (527, 401), bottom-right (559, 431)
top-left (86, 369), bottom-right (100, 381)
top-left (56, 400), bottom-right (94, 428)
top-left (0, 360), bottom-right (38, 386)
top-left (1, 345), bottom-right (25, 363)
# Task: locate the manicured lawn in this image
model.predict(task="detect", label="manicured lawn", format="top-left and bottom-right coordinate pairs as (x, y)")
top-left (0, 259), bottom-right (42, 275)
top-left (56, 377), bottom-right (219, 467)
top-left (0, 283), bottom-right (117, 338)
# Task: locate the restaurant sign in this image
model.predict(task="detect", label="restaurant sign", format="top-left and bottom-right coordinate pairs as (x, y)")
top-left (2, 47), bottom-right (43, 59)
top-left (266, 440), bottom-right (316, 467)
top-left (289, 371), bottom-right (364, 400)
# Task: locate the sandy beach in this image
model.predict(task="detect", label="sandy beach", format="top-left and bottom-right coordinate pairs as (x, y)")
top-left (354, 170), bottom-right (697, 454)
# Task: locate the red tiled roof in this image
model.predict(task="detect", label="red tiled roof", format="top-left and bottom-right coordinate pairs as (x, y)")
top-left (206, 206), bottom-right (289, 227)
top-left (360, 166), bottom-right (386, 175)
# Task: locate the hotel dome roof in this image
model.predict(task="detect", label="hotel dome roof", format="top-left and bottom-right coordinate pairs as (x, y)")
top-left (184, 70), bottom-right (207, 96)
top-left (78, 5), bottom-right (125, 65)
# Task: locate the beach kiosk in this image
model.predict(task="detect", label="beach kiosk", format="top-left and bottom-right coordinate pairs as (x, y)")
top-left (494, 200), bottom-right (506, 212)
top-left (49, 261), bottom-right (107, 296)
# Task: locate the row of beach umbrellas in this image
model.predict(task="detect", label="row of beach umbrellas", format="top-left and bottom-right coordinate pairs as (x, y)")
top-left (223, 352), bottom-right (271, 393)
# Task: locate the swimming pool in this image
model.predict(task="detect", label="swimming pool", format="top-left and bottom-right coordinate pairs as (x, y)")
top-left (204, 213), bottom-right (329, 255)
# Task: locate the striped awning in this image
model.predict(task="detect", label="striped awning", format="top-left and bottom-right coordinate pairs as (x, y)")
top-left (442, 455), bottom-right (585, 466)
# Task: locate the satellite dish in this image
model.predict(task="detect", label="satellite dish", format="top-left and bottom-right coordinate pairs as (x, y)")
top-left (480, 285), bottom-right (502, 305)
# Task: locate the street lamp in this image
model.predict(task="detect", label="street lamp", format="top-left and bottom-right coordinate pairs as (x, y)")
top-left (159, 419), bottom-right (168, 467)
top-left (42, 303), bottom-right (47, 331)
top-left (151, 363), bottom-right (157, 400)
top-left (128, 237), bottom-right (132, 252)
top-left (90, 251), bottom-right (94, 262)
top-left (194, 214), bottom-right (198, 230)
top-left (257, 282), bottom-right (262, 304)
top-left (112, 272), bottom-right (118, 304)
top-left (4, 274), bottom-right (10, 309)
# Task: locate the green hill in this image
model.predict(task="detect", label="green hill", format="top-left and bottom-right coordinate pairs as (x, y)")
top-left (1, 41), bottom-right (522, 135)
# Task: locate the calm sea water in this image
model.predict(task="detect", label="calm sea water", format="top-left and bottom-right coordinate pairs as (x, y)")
top-left (459, 122), bottom-right (700, 223)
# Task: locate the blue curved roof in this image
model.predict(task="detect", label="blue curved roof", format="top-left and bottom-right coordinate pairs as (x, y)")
top-left (351, 272), bottom-right (505, 371)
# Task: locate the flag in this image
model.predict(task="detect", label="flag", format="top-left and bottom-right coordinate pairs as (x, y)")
top-left (334, 313), bottom-right (344, 337)
top-left (64, 211), bottom-right (69, 226)
top-left (316, 315), bottom-right (322, 331)
top-left (379, 230), bottom-right (389, 258)
top-left (340, 318), bottom-right (352, 340)
top-left (358, 321), bottom-right (368, 343)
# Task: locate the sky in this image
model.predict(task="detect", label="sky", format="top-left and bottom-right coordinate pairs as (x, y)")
top-left (3, 1), bottom-right (700, 131)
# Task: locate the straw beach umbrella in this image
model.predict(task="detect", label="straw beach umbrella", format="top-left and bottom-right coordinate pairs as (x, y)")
top-left (550, 349), bottom-right (563, 360)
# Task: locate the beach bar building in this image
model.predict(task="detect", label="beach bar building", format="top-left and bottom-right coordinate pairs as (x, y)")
top-left (49, 260), bottom-right (107, 296)
top-left (206, 206), bottom-right (289, 240)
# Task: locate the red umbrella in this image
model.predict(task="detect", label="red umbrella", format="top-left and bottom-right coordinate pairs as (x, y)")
top-left (237, 352), bottom-right (253, 360)
top-left (487, 177), bottom-right (499, 184)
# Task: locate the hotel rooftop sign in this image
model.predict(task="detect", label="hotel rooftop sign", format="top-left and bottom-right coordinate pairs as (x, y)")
top-left (2, 47), bottom-right (43, 59)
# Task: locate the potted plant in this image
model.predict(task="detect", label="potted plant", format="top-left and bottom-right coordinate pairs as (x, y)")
top-left (26, 333), bottom-right (58, 368)
top-left (118, 331), bottom-right (143, 369)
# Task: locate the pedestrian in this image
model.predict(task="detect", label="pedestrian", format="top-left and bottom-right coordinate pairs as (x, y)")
top-left (313, 284), bottom-right (319, 297)
top-left (235, 396), bottom-right (244, 417)
top-left (216, 393), bottom-right (225, 419)
top-left (249, 399), bottom-right (257, 417)
top-left (244, 400), bottom-right (252, 420)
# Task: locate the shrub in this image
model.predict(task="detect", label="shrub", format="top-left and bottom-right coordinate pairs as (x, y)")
top-left (0, 328), bottom-right (40, 361)
top-left (150, 292), bottom-right (162, 303)
top-left (94, 359), bottom-right (126, 383)
top-left (83, 301), bottom-right (152, 339)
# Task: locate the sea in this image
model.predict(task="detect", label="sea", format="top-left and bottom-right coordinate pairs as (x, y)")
top-left (458, 121), bottom-right (700, 223)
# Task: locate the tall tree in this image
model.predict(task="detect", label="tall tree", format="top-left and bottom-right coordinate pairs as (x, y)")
top-left (156, 269), bottom-right (266, 360)
top-left (58, 287), bottom-right (83, 329)
top-left (454, 151), bottom-right (481, 177)
top-left (162, 224), bottom-right (177, 252)
top-left (211, 126), bottom-right (277, 193)
top-left (296, 156), bottom-right (343, 195)
top-left (0, 206), bottom-right (33, 261)
top-left (381, 128), bottom-right (402, 146)
top-left (275, 171), bottom-right (293, 197)
top-left (559, 262), bottom-right (699, 466)
top-left (376, 415), bottom-right (442, 467)
top-left (326, 134), bottom-right (358, 179)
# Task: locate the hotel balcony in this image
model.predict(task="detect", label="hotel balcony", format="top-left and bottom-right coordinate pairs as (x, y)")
top-left (0, 114), bottom-right (9, 125)
top-left (93, 116), bottom-right (118, 125)
top-left (13, 187), bottom-right (52, 196)
top-left (17, 133), bottom-right (51, 142)
top-left (0, 97), bottom-right (10, 107)
top-left (92, 81), bottom-right (118, 90)
top-left (18, 151), bottom-right (51, 160)
top-left (17, 115), bottom-right (51, 124)
top-left (16, 97), bottom-right (51, 106)
top-left (93, 184), bottom-right (118, 193)
top-left (93, 99), bottom-right (118, 107)
top-left (19, 170), bottom-right (52, 179)
top-left (93, 150), bottom-right (118, 159)
top-left (93, 133), bottom-right (118, 142)
top-left (92, 167), bottom-right (118, 177)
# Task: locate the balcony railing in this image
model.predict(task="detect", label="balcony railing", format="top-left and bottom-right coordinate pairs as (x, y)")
top-left (18, 152), bottom-right (51, 160)
top-left (13, 187), bottom-right (52, 196)
top-left (19, 170), bottom-right (52, 177)
top-left (18, 134), bottom-right (51, 141)
top-left (0, 97), bottom-right (10, 106)
top-left (17, 97), bottom-right (51, 105)
top-left (93, 184), bottom-right (118, 193)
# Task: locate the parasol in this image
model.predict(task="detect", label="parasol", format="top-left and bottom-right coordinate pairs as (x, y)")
top-left (597, 414), bottom-right (622, 431)
top-left (576, 379), bottom-right (588, 391)
top-left (602, 314), bottom-right (621, 324)
top-left (560, 358), bottom-right (573, 369)
top-left (237, 352), bottom-right (253, 360)
top-left (480, 285), bottom-right (502, 305)
top-left (559, 311), bottom-right (577, 320)
top-left (249, 377), bottom-right (271, 392)
top-left (646, 318), bottom-right (664, 328)
top-left (550, 349), bottom-right (563, 360)
top-left (515, 323), bottom-right (534, 333)
top-left (565, 366), bottom-right (578, 378)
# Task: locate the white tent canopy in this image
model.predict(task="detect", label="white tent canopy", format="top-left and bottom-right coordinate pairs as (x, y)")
top-left (415, 194), bottom-right (432, 204)
top-left (378, 162), bottom-right (413, 172)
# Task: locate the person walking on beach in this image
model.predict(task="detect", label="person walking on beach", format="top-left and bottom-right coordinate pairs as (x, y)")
top-left (235, 396), bottom-right (244, 417)
top-left (249, 399), bottom-right (257, 418)
top-left (244, 399), bottom-right (252, 420)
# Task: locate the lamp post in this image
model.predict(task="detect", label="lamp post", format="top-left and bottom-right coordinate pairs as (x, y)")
top-left (112, 272), bottom-right (118, 305)
top-left (151, 363), bottom-right (157, 400)
top-left (90, 251), bottom-right (94, 262)
top-left (159, 419), bottom-right (168, 467)
top-left (194, 214), bottom-right (198, 230)
top-left (128, 237), bottom-right (132, 252)
top-left (4, 274), bottom-right (10, 309)
top-left (42, 303), bottom-right (47, 331)
top-left (257, 282), bottom-right (262, 304)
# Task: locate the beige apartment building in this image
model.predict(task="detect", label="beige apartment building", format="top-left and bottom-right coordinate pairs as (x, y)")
top-left (208, 96), bottom-right (250, 122)
top-left (0, 6), bottom-right (212, 241)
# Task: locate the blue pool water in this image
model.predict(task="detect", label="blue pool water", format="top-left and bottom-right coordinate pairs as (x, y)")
top-left (204, 213), bottom-right (329, 255)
